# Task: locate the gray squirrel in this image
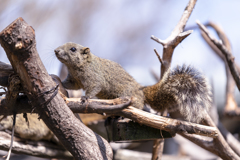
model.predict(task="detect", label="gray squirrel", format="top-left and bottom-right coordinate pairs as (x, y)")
top-left (54, 42), bottom-right (212, 123)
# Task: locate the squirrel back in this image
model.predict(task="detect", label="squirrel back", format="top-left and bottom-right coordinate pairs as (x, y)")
top-left (143, 65), bottom-right (212, 123)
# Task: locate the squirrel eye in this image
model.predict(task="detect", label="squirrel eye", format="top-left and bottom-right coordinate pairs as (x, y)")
top-left (70, 47), bottom-right (76, 52)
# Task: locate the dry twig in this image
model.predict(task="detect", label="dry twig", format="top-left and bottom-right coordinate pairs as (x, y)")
top-left (196, 20), bottom-right (240, 91)
top-left (199, 21), bottom-right (240, 118)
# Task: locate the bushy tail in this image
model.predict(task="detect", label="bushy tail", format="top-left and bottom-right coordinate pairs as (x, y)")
top-left (165, 65), bottom-right (212, 123)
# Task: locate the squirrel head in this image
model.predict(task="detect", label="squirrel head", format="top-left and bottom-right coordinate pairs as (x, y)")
top-left (54, 42), bottom-right (92, 68)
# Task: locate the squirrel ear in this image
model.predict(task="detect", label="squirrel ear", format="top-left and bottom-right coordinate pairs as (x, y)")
top-left (82, 47), bottom-right (90, 54)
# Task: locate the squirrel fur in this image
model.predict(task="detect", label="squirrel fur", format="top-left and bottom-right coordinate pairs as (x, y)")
top-left (54, 42), bottom-right (144, 109)
top-left (55, 42), bottom-right (212, 123)
top-left (142, 65), bottom-right (212, 123)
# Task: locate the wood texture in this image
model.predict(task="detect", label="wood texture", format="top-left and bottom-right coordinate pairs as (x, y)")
top-left (0, 17), bottom-right (112, 160)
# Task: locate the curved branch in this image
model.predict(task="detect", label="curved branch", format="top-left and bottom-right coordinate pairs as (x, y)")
top-left (199, 21), bottom-right (240, 118)
top-left (196, 20), bottom-right (240, 91)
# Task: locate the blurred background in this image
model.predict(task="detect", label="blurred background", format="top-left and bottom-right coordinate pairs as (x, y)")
top-left (0, 0), bottom-right (240, 159)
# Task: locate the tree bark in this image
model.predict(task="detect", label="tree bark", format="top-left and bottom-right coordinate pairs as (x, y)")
top-left (0, 17), bottom-right (112, 160)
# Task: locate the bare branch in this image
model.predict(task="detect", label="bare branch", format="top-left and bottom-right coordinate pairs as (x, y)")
top-left (0, 96), bottom-right (218, 138)
top-left (196, 20), bottom-right (240, 91)
top-left (180, 114), bottom-right (240, 160)
top-left (0, 131), bottom-right (73, 159)
top-left (199, 22), bottom-right (240, 118)
top-left (151, 0), bottom-right (196, 78)
top-left (119, 106), bottom-right (217, 138)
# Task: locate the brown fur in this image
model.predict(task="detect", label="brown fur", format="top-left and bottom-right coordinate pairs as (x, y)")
top-left (143, 65), bottom-right (212, 123)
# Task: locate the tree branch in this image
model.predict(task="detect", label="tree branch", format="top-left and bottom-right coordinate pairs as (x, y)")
top-left (199, 21), bottom-right (240, 118)
top-left (196, 20), bottom-right (240, 91)
top-left (0, 17), bottom-right (113, 160)
top-left (180, 114), bottom-right (240, 160)
top-left (0, 95), bottom-right (217, 138)
top-left (0, 131), bottom-right (73, 159)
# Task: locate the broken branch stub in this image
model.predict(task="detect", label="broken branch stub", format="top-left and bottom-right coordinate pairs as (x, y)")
top-left (0, 17), bottom-right (113, 160)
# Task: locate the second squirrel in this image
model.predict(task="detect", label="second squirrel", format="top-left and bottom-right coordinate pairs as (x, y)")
top-left (55, 42), bottom-right (212, 123)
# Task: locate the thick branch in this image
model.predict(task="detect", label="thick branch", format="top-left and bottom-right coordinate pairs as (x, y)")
top-left (0, 17), bottom-right (112, 160)
top-left (119, 106), bottom-right (217, 138)
top-left (196, 20), bottom-right (240, 91)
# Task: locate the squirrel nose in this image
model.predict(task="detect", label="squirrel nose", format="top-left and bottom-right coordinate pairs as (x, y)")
top-left (54, 49), bottom-right (60, 54)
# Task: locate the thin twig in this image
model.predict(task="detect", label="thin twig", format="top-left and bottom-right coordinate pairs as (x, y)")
top-left (154, 49), bottom-right (163, 64)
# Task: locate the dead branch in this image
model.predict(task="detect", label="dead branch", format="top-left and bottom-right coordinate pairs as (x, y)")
top-left (196, 20), bottom-right (240, 91)
top-left (0, 131), bottom-right (72, 159)
top-left (199, 21), bottom-right (240, 118)
top-left (0, 95), bottom-right (217, 138)
top-left (151, 0), bottom-right (196, 78)
top-left (180, 114), bottom-right (240, 160)
top-left (0, 17), bottom-right (112, 160)
top-left (118, 106), bottom-right (217, 138)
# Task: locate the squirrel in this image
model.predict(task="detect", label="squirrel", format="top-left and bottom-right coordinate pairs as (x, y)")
top-left (54, 42), bottom-right (212, 123)
top-left (54, 42), bottom-right (144, 109)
